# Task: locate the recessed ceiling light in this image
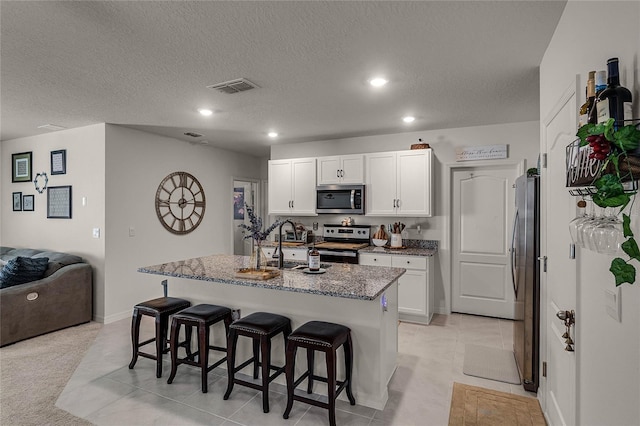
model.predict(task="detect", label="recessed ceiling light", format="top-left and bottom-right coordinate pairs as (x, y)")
top-left (402, 116), bottom-right (415, 123)
top-left (198, 108), bottom-right (213, 116)
top-left (369, 77), bottom-right (388, 87)
top-left (268, 132), bottom-right (278, 138)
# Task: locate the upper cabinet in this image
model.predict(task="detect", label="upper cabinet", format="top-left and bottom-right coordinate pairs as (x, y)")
top-left (317, 154), bottom-right (364, 185)
top-left (365, 149), bottom-right (433, 217)
top-left (268, 158), bottom-right (317, 216)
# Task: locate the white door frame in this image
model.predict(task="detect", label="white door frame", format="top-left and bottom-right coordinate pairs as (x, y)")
top-left (444, 160), bottom-right (526, 315)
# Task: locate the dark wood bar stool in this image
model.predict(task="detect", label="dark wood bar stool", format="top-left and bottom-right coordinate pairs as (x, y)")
top-left (128, 296), bottom-right (191, 378)
top-left (283, 321), bottom-right (355, 426)
top-left (166, 304), bottom-right (233, 393)
top-left (223, 312), bottom-right (291, 413)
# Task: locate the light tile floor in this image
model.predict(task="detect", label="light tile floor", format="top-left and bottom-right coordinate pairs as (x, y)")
top-left (57, 314), bottom-right (536, 425)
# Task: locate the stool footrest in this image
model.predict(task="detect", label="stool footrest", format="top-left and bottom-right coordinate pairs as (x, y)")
top-left (138, 352), bottom-right (158, 361)
top-left (137, 337), bottom-right (156, 347)
top-left (293, 394), bottom-right (329, 409)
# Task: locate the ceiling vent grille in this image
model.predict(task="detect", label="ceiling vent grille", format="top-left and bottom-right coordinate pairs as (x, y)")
top-left (184, 131), bottom-right (204, 138)
top-left (207, 78), bottom-right (259, 94)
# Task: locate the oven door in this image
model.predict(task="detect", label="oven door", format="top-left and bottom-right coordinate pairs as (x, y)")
top-left (318, 250), bottom-right (359, 264)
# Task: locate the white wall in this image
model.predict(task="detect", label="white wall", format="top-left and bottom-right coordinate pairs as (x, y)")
top-left (270, 121), bottom-right (540, 314)
top-left (1, 124), bottom-right (107, 318)
top-left (540, 1), bottom-right (640, 425)
top-left (103, 125), bottom-right (263, 322)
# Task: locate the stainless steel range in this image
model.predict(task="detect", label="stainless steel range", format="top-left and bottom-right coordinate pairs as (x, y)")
top-left (314, 224), bottom-right (371, 264)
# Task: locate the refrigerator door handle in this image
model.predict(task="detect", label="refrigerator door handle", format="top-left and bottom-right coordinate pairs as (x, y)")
top-left (510, 210), bottom-right (519, 296)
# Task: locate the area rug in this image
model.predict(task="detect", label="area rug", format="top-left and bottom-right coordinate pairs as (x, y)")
top-left (448, 382), bottom-right (546, 426)
top-left (463, 344), bottom-right (521, 384)
top-left (0, 322), bottom-right (102, 426)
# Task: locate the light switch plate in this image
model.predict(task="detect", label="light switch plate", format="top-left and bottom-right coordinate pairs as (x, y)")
top-left (604, 287), bottom-right (621, 322)
top-left (92, 228), bottom-right (100, 239)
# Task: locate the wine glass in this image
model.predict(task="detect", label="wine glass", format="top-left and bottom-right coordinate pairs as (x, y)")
top-left (582, 206), bottom-right (607, 252)
top-left (575, 202), bottom-right (596, 249)
top-left (568, 199), bottom-right (588, 244)
top-left (592, 208), bottom-right (625, 254)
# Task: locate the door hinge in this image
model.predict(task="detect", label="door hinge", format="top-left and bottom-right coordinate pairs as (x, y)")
top-left (542, 361), bottom-right (547, 377)
top-left (541, 153), bottom-right (548, 168)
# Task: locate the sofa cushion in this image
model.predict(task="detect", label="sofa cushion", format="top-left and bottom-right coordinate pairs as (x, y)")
top-left (33, 252), bottom-right (83, 277)
top-left (0, 256), bottom-right (50, 288)
top-left (0, 247), bottom-right (15, 256)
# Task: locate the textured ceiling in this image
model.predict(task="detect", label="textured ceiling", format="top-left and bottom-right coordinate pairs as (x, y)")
top-left (1, 1), bottom-right (566, 156)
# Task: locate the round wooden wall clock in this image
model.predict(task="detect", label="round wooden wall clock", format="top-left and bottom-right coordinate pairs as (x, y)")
top-left (155, 171), bottom-right (206, 235)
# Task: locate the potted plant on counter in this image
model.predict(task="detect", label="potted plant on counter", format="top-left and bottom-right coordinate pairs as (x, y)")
top-left (576, 118), bottom-right (640, 285)
top-left (238, 204), bottom-right (281, 271)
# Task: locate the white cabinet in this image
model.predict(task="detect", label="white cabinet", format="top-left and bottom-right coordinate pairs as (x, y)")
top-left (262, 246), bottom-right (306, 262)
top-left (365, 149), bottom-right (433, 217)
top-left (359, 252), bottom-right (434, 324)
top-left (317, 155), bottom-right (364, 185)
top-left (268, 158), bottom-right (317, 216)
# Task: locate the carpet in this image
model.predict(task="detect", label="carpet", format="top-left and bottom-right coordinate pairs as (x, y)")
top-left (463, 344), bottom-right (521, 385)
top-left (0, 322), bottom-right (102, 426)
top-left (448, 383), bottom-right (546, 426)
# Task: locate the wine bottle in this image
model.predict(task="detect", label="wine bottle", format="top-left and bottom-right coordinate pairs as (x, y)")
top-left (308, 244), bottom-right (320, 271)
top-left (578, 71), bottom-right (595, 128)
top-left (596, 58), bottom-right (633, 128)
top-left (588, 70), bottom-right (607, 124)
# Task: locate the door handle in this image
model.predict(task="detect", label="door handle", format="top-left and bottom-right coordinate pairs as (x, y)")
top-left (510, 210), bottom-right (519, 295)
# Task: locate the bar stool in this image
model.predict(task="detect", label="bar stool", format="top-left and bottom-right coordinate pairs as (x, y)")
top-left (283, 321), bottom-right (355, 426)
top-left (128, 296), bottom-right (191, 378)
top-left (166, 304), bottom-right (233, 393)
top-left (223, 312), bottom-right (291, 413)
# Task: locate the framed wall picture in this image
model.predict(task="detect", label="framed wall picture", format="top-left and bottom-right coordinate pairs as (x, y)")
top-left (12, 152), bottom-right (32, 183)
top-left (47, 185), bottom-right (72, 219)
top-left (50, 149), bottom-right (66, 175)
top-left (22, 195), bottom-right (34, 211)
top-left (12, 192), bottom-right (22, 211)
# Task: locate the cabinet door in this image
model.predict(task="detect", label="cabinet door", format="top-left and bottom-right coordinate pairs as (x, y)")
top-left (340, 154), bottom-right (364, 184)
top-left (365, 152), bottom-right (397, 216)
top-left (291, 158), bottom-right (317, 215)
top-left (359, 253), bottom-right (393, 267)
top-left (268, 160), bottom-right (293, 214)
top-left (317, 156), bottom-right (341, 185)
top-left (397, 150), bottom-right (432, 217)
top-left (398, 269), bottom-right (427, 316)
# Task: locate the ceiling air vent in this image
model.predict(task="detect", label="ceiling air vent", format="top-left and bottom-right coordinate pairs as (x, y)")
top-left (207, 78), bottom-right (259, 94)
top-left (184, 131), bottom-right (204, 138)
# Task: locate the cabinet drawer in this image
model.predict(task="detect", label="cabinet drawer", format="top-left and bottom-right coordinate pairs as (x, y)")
top-left (392, 255), bottom-right (427, 270)
top-left (359, 253), bottom-right (392, 267)
top-left (283, 248), bottom-right (306, 261)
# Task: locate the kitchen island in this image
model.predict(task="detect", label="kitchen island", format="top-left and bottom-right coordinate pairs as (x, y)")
top-left (138, 254), bottom-right (405, 409)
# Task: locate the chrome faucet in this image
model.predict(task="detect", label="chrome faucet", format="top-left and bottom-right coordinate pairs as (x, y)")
top-left (274, 220), bottom-right (298, 269)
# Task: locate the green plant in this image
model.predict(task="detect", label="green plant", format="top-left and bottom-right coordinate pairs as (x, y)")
top-left (577, 118), bottom-right (640, 286)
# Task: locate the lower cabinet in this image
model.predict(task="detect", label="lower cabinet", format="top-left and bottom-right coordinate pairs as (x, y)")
top-left (359, 253), bottom-right (434, 324)
top-left (262, 246), bottom-right (306, 262)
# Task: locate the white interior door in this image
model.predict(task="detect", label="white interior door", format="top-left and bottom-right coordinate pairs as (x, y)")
top-left (452, 164), bottom-right (518, 319)
top-left (541, 80), bottom-right (578, 426)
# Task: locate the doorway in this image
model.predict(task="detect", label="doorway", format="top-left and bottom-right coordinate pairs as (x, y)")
top-left (451, 162), bottom-right (522, 319)
top-left (232, 179), bottom-right (260, 256)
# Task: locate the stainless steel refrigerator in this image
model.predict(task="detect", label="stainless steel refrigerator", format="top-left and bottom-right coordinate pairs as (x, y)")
top-left (511, 174), bottom-right (540, 393)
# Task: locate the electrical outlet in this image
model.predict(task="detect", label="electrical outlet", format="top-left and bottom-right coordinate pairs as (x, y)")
top-left (129, 227), bottom-right (135, 237)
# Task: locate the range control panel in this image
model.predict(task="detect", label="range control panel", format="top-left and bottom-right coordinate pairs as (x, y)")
top-left (323, 224), bottom-right (370, 241)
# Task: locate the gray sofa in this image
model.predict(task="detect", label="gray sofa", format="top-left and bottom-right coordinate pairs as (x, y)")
top-left (0, 247), bottom-right (93, 347)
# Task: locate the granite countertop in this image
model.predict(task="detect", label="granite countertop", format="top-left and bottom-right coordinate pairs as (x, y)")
top-left (138, 254), bottom-right (405, 301)
top-left (358, 246), bottom-right (437, 257)
top-left (264, 239), bottom-right (438, 257)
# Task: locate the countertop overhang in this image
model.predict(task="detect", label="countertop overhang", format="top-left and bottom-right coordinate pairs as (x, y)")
top-left (138, 254), bottom-right (405, 301)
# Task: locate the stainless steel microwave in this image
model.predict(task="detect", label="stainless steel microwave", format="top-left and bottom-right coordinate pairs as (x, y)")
top-left (316, 185), bottom-right (365, 214)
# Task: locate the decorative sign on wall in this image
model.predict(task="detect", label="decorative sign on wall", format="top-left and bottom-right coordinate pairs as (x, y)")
top-left (50, 149), bottom-right (66, 175)
top-left (455, 145), bottom-right (508, 161)
top-left (47, 185), bottom-right (72, 219)
top-left (12, 151), bottom-right (32, 182)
